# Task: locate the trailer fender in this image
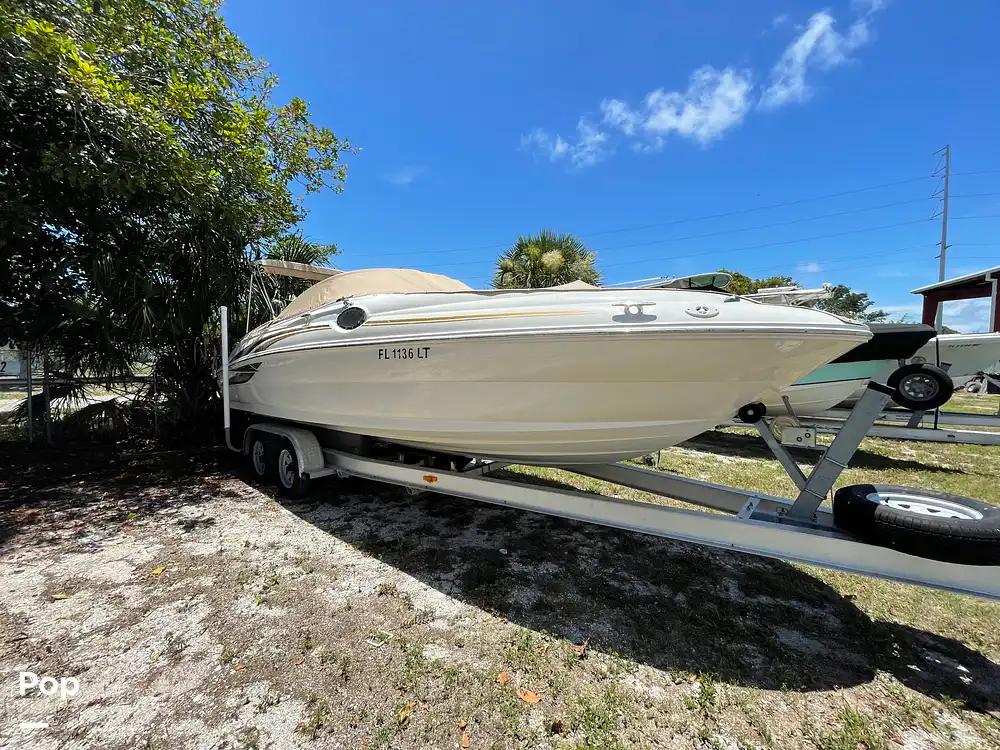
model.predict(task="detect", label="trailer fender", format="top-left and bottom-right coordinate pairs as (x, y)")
top-left (242, 423), bottom-right (325, 477)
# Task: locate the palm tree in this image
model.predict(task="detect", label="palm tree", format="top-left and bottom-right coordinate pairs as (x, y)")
top-left (492, 230), bottom-right (601, 288)
top-left (264, 232), bottom-right (339, 301)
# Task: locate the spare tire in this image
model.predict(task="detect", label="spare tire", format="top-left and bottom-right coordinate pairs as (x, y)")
top-left (886, 363), bottom-right (954, 411)
top-left (833, 483), bottom-right (1000, 565)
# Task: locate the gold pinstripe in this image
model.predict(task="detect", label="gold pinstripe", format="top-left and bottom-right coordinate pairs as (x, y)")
top-left (366, 310), bottom-right (587, 326)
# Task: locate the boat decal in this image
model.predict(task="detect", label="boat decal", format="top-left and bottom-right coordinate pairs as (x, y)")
top-left (366, 310), bottom-right (588, 326)
top-left (228, 362), bottom-right (260, 384)
top-left (242, 324), bottom-right (332, 354)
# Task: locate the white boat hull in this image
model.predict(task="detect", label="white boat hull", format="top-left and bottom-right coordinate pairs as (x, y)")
top-left (229, 287), bottom-right (870, 463)
top-left (912, 333), bottom-right (1000, 387)
top-left (232, 331), bottom-right (864, 462)
top-left (230, 290), bottom-right (871, 462)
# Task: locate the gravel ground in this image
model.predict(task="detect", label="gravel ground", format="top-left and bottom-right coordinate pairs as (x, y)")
top-left (1, 444), bottom-right (998, 750)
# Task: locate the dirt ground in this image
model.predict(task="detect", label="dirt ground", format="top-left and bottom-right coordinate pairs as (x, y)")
top-left (1, 442), bottom-right (998, 750)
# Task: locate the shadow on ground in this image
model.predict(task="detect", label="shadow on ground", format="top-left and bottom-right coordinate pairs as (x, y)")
top-left (3, 442), bottom-right (995, 716)
top-left (286, 473), bottom-right (999, 714)
top-left (682, 429), bottom-right (964, 474)
top-left (0, 442), bottom-right (229, 550)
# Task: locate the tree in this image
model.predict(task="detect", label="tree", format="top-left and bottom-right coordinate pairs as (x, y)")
top-left (493, 230), bottom-right (600, 288)
top-left (718, 269), bottom-right (793, 296)
top-left (813, 284), bottom-right (888, 322)
top-left (0, 0), bottom-right (350, 436)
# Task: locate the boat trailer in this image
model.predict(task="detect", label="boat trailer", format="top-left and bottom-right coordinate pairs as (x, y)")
top-left (218, 307), bottom-right (1000, 602)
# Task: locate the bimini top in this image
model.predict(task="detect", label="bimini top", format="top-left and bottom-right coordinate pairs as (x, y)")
top-left (277, 268), bottom-right (472, 319)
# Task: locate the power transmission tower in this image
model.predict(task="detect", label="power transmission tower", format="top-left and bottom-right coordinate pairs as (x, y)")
top-left (934, 144), bottom-right (950, 330)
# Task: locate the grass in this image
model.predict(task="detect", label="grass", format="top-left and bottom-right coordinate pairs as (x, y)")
top-left (947, 391), bottom-right (1000, 415)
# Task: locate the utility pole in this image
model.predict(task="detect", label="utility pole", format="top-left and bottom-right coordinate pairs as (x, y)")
top-left (935, 144), bottom-right (950, 330)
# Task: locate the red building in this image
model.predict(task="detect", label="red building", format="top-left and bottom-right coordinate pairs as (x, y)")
top-left (913, 265), bottom-right (1000, 333)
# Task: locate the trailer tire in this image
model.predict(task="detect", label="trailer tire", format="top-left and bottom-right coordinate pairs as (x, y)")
top-left (737, 402), bottom-right (766, 424)
top-left (248, 432), bottom-right (273, 482)
top-left (274, 439), bottom-right (312, 499)
top-left (833, 483), bottom-right (1000, 565)
top-left (886, 363), bottom-right (953, 411)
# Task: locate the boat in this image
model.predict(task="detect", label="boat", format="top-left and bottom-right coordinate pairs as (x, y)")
top-left (760, 323), bottom-right (940, 415)
top-left (911, 332), bottom-right (1000, 388)
top-left (641, 273), bottom-right (944, 415)
top-left (226, 268), bottom-right (871, 464)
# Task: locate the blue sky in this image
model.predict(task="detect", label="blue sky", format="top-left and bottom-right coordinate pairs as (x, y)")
top-left (223, 1), bottom-right (1000, 331)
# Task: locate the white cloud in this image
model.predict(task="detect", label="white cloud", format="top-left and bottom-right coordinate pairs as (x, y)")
top-left (796, 261), bottom-right (823, 273)
top-left (875, 267), bottom-right (917, 278)
top-left (595, 67), bottom-right (753, 150)
top-left (385, 166), bottom-right (423, 186)
top-left (760, 2), bottom-right (884, 108)
top-left (521, 119), bottom-right (610, 168)
top-left (879, 303), bottom-right (922, 315)
top-left (600, 98), bottom-right (641, 136)
top-left (523, 3), bottom-right (885, 168)
top-left (639, 67), bottom-right (753, 145)
top-left (941, 298), bottom-right (993, 333)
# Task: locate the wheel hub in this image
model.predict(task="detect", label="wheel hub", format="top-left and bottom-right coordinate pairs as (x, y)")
top-left (898, 373), bottom-right (939, 402)
top-left (278, 449), bottom-right (296, 488)
top-left (868, 491), bottom-right (984, 520)
top-left (252, 441), bottom-right (266, 475)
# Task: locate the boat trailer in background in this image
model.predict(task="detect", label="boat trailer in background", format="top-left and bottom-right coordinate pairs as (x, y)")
top-left (753, 401), bottom-right (1000, 448)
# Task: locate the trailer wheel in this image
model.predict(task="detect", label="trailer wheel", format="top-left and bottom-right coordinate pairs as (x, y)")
top-left (737, 402), bottom-right (766, 424)
top-left (886, 363), bottom-right (953, 411)
top-left (248, 432), bottom-right (273, 482)
top-left (274, 439), bottom-right (312, 499)
top-left (833, 483), bottom-right (1000, 565)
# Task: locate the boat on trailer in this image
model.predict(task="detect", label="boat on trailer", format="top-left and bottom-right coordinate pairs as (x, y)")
top-left (217, 267), bottom-right (1000, 602)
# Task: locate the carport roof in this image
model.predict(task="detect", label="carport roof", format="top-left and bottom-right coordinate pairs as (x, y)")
top-left (912, 265), bottom-right (1000, 294)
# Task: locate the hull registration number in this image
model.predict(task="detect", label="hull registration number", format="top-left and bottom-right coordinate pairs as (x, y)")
top-left (378, 347), bottom-right (431, 361)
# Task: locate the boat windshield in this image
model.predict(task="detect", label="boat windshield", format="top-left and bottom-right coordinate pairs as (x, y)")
top-left (277, 268), bottom-right (472, 319)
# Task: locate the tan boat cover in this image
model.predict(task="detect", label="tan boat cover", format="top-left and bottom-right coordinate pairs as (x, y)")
top-left (548, 280), bottom-right (598, 290)
top-left (277, 268), bottom-right (472, 318)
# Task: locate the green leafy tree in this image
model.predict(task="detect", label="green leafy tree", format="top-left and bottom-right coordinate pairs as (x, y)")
top-left (493, 230), bottom-right (600, 288)
top-left (718, 269), bottom-right (794, 295)
top-left (813, 284), bottom-right (888, 322)
top-left (0, 0), bottom-right (350, 436)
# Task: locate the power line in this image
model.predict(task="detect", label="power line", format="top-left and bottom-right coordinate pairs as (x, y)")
top-left (382, 216), bottom-right (935, 273)
top-left (341, 173), bottom-right (939, 260)
top-left (731, 244), bottom-right (936, 276)
top-left (580, 198), bottom-right (933, 256)
top-left (335, 178), bottom-right (1000, 273)
top-left (573, 175), bottom-right (936, 240)
top-left (599, 217), bottom-right (935, 269)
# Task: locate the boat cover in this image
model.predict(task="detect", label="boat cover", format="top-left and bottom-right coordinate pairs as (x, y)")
top-left (548, 280), bottom-right (599, 289)
top-left (277, 268), bottom-right (472, 318)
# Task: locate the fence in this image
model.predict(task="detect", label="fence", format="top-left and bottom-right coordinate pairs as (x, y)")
top-left (0, 348), bottom-right (156, 443)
